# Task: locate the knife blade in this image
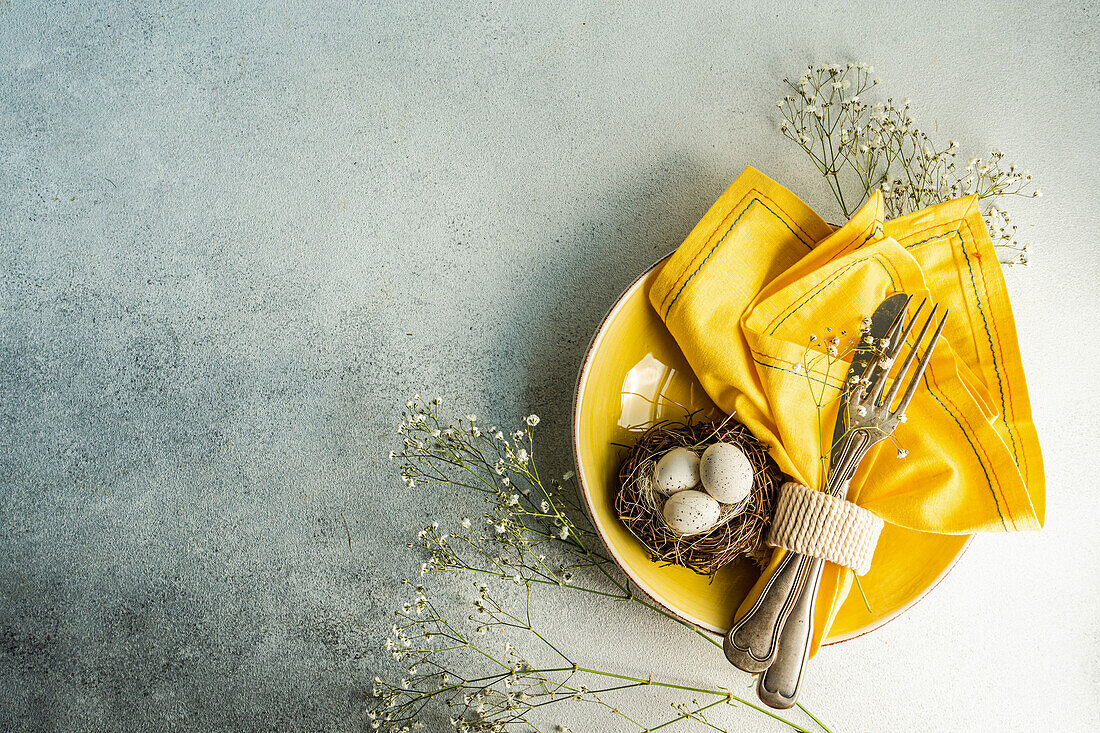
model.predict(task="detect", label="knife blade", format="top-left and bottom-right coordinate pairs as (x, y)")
top-left (829, 293), bottom-right (910, 476)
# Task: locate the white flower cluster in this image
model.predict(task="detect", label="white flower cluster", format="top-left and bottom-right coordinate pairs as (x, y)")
top-left (373, 397), bottom-right (824, 732)
top-left (778, 63), bottom-right (1038, 265)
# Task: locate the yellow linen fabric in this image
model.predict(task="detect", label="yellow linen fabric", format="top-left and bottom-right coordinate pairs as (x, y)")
top-left (649, 166), bottom-right (1044, 654)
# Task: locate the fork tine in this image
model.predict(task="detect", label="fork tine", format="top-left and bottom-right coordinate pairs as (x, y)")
top-left (891, 308), bottom-right (948, 417)
top-left (881, 303), bottom-right (938, 409)
top-left (859, 296), bottom-right (912, 392)
top-left (889, 297), bottom-right (926, 360)
top-left (868, 298), bottom-right (925, 405)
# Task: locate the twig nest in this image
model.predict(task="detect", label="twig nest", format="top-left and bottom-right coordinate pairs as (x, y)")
top-left (654, 447), bottom-right (701, 495)
top-left (614, 416), bottom-right (783, 576)
top-left (662, 490), bottom-right (721, 535)
top-left (699, 443), bottom-right (754, 505)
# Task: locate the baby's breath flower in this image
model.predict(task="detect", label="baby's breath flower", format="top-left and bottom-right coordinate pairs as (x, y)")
top-left (778, 63), bottom-right (1037, 263)
top-left (380, 398), bottom-right (839, 731)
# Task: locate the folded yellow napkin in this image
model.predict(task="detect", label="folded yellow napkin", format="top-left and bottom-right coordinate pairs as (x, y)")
top-left (649, 166), bottom-right (1044, 654)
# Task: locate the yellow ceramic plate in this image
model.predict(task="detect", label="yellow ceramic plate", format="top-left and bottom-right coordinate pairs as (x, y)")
top-left (572, 255), bottom-right (970, 642)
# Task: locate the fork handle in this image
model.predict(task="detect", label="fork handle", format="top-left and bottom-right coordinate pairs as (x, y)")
top-left (758, 472), bottom-right (855, 708)
top-left (723, 549), bottom-right (812, 673)
top-left (757, 556), bottom-right (824, 709)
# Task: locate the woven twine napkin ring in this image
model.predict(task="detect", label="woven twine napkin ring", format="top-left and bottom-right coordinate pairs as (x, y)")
top-left (766, 481), bottom-right (884, 576)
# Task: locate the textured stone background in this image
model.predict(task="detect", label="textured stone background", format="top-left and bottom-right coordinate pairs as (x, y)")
top-left (1, 1), bottom-right (1097, 731)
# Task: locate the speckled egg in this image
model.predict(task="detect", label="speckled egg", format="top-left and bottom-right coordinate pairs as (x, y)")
top-left (653, 447), bottom-right (701, 496)
top-left (699, 442), bottom-right (754, 505)
top-left (662, 490), bottom-right (722, 535)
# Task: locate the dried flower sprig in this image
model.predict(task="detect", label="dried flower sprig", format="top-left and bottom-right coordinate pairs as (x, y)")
top-left (778, 63), bottom-right (1038, 265)
top-left (372, 396), bottom-right (832, 732)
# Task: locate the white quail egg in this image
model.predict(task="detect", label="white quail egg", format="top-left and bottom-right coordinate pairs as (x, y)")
top-left (653, 447), bottom-right (701, 496)
top-left (699, 442), bottom-right (754, 505)
top-left (662, 490), bottom-right (721, 535)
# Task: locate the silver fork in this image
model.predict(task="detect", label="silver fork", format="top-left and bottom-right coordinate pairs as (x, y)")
top-left (724, 296), bottom-right (948, 707)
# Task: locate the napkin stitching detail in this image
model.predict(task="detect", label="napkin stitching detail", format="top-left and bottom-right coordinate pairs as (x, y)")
top-left (766, 254), bottom-right (898, 336)
top-left (925, 368), bottom-right (1012, 530)
top-left (960, 217), bottom-right (1023, 471)
top-left (834, 218), bottom-right (881, 260)
top-left (743, 187), bottom-right (822, 242)
top-left (748, 349), bottom-right (843, 389)
top-left (762, 220), bottom-right (883, 333)
top-left (897, 221), bottom-right (1025, 479)
top-left (659, 189), bottom-right (767, 315)
top-left (662, 192), bottom-right (812, 317)
top-left (958, 224), bottom-right (1013, 440)
top-left (902, 230), bottom-right (952, 250)
top-left (898, 218), bottom-right (961, 247)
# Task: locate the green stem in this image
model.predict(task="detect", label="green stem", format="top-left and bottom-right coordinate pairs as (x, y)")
top-left (853, 574), bottom-right (873, 614)
top-left (799, 701), bottom-right (835, 733)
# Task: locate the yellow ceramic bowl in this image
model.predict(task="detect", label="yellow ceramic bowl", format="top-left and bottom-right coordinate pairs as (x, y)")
top-left (572, 255), bottom-right (970, 642)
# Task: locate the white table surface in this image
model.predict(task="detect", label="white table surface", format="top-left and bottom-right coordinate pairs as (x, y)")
top-left (1, 1), bottom-right (1096, 731)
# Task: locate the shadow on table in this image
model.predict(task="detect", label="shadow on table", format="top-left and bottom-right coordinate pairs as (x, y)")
top-left (512, 150), bottom-right (728, 478)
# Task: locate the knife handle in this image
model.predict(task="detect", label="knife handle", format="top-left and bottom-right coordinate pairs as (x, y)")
top-left (723, 549), bottom-right (811, 673)
top-left (757, 556), bottom-right (824, 709)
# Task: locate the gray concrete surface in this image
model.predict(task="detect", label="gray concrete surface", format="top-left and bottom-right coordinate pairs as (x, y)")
top-left (1, 1), bottom-right (1097, 731)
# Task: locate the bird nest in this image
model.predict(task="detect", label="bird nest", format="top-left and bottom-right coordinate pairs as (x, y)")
top-left (615, 416), bottom-right (783, 577)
